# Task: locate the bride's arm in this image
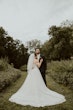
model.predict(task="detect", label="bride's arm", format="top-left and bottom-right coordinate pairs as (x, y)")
top-left (36, 59), bottom-right (43, 68)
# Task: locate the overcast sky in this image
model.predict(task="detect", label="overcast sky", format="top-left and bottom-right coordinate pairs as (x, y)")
top-left (0, 0), bottom-right (73, 45)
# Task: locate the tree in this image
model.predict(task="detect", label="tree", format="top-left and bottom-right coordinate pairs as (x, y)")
top-left (41, 21), bottom-right (73, 61)
top-left (0, 26), bottom-right (29, 68)
top-left (0, 27), bottom-right (7, 57)
top-left (26, 39), bottom-right (42, 54)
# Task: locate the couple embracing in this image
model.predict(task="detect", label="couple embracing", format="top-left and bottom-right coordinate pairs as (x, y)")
top-left (9, 48), bottom-right (66, 107)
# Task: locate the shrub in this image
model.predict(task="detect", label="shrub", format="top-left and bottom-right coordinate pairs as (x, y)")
top-left (0, 58), bottom-right (21, 92)
top-left (47, 60), bottom-right (73, 90)
top-left (20, 65), bottom-right (27, 71)
top-left (0, 57), bottom-right (9, 71)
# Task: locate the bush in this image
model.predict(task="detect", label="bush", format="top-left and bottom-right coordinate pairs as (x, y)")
top-left (0, 57), bottom-right (9, 71)
top-left (0, 58), bottom-right (21, 92)
top-left (47, 60), bottom-right (73, 90)
top-left (20, 65), bottom-right (27, 71)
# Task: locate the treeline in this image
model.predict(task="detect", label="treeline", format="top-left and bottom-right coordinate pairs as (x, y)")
top-left (1, 20), bottom-right (73, 68)
top-left (0, 27), bottom-right (29, 68)
top-left (41, 20), bottom-right (73, 61)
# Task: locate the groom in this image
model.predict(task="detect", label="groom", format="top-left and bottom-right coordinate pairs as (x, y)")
top-left (35, 47), bottom-right (47, 86)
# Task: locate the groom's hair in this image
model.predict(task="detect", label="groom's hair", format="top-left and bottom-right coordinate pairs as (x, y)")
top-left (35, 47), bottom-right (40, 51)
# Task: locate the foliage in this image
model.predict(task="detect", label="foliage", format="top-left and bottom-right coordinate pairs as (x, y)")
top-left (41, 20), bottom-right (73, 60)
top-left (0, 27), bottom-right (29, 68)
top-left (20, 65), bottom-right (27, 71)
top-left (47, 60), bottom-right (73, 90)
top-left (0, 57), bottom-right (9, 71)
top-left (0, 58), bottom-right (21, 92)
top-left (26, 39), bottom-right (42, 54)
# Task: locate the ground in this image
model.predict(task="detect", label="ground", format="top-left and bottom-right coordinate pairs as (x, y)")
top-left (0, 71), bottom-right (73, 110)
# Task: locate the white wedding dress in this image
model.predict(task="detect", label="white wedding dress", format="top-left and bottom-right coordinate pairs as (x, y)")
top-left (9, 53), bottom-right (66, 107)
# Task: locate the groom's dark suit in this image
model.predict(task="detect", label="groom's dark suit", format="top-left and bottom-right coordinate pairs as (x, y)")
top-left (39, 54), bottom-right (47, 86)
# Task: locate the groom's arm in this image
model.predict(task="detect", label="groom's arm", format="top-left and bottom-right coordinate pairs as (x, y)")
top-left (42, 55), bottom-right (47, 70)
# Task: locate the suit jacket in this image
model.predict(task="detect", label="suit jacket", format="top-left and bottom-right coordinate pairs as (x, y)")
top-left (39, 54), bottom-right (47, 74)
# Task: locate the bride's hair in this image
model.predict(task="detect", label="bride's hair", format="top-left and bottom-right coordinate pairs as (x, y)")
top-left (34, 53), bottom-right (37, 59)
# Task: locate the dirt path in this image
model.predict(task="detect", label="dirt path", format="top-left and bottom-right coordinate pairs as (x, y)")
top-left (0, 71), bottom-right (73, 110)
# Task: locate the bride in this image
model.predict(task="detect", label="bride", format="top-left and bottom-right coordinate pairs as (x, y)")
top-left (9, 48), bottom-right (66, 107)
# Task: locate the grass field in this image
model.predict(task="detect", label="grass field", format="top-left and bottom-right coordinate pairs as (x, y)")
top-left (0, 70), bottom-right (73, 110)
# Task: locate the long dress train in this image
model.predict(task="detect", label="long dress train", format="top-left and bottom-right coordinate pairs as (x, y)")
top-left (9, 65), bottom-right (66, 107)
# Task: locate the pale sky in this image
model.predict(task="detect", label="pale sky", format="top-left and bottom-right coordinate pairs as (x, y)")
top-left (0, 0), bottom-right (73, 45)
